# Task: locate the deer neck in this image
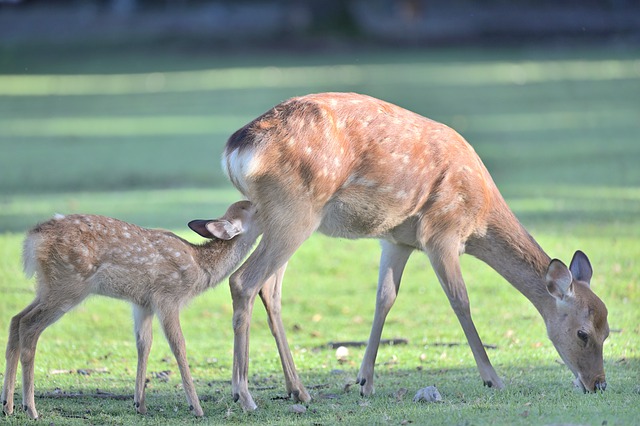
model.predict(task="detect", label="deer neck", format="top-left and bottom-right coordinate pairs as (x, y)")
top-left (195, 236), bottom-right (257, 287)
top-left (466, 198), bottom-right (554, 318)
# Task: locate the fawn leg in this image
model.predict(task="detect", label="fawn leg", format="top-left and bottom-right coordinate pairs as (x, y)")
top-left (259, 263), bottom-right (310, 403)
top-left (357, 241), bottom-right (413, 396)
top-left (2, 300), bottom-right (40, 416)
top-left (18, 302), bottom-right (67, 419)
top-left (132, 304), bottom-right (153, 415)
top-left (157, 308), bottom-right (203, 417)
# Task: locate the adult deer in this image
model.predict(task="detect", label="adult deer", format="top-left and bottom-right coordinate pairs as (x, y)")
top-left (2, 201), bottom-right (259, 419)
top-left (222, 92), bottom-right (609, 411)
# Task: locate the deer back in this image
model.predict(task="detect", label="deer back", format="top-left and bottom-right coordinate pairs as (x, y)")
top-left (224, 92), bottom-right (497, 246)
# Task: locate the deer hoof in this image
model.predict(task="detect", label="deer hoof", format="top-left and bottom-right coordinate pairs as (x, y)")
top-left (2, 400), bottom-right (13, 416)
top-left (190, 404), bottom-right (204, 417)
top-left (23, 405), bottom-right (38, 420)
top-left (135, 401), bottom-right (147, 415)
top-left (234, 392), bottom-right (258, 411)
top-left (291, 387), bottom-right (311, 403)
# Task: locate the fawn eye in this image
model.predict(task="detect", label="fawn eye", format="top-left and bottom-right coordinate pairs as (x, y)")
top-left (577, 330), bottom-right (589, 343)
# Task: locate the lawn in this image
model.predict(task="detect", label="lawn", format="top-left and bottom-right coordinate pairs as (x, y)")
top-left (0, 43), bottom-right (639, 425)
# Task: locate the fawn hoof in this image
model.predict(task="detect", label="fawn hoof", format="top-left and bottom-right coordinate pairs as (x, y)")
top-left (3, 400), bottom-right (13, 416)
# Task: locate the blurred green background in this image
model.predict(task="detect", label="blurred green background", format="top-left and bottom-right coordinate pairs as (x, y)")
top-left (0, 1), bottom-right (639, 424)
top-left (2, 46), bottom-right (639, 233)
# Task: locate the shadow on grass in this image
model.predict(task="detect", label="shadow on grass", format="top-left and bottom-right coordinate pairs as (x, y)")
top-left (17, 356), bottom-right (636, 422)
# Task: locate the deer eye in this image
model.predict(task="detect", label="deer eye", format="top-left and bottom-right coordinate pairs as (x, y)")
top-left (577, 330), bottom-right (589, 343)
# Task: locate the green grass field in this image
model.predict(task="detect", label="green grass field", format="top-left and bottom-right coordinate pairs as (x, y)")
top-left (0, 44), bottom-right (639, 425)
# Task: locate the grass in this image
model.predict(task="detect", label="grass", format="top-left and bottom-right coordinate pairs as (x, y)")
top-left (0, 43), bottom-right (639, 425)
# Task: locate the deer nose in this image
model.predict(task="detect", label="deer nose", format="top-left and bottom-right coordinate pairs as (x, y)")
top-left (594, 379), bottom-right (607, 392)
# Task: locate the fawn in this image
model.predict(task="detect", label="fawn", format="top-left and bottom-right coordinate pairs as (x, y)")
top-left (2, 200), bottom-right (260, 419)
top-left (221, 92), bottom-right (609, 411)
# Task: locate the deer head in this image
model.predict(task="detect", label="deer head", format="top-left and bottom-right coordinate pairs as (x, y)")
top-left (545, 250), bottom-right (609, 392)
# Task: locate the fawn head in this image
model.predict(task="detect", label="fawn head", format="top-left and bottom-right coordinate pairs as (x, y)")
top-left (188, 200), bottom-right (258, 240)
top-left (545, 250), bottom-right (609, 392)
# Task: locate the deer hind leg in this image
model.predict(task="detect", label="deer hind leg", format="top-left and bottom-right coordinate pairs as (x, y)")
top-left (259, 262), bottom-right (310, 403)
top-left (2, 299), bottom-right (41, 416)
top-left (156, 307), bottom-right (203, 417)
top-left (357, 241), bottom-right (413, 397)
top-left (132, 304), bottom-right (153, 415)
top-left (229, 217), bottom-right (317, 411)
top-left (17, 300), bottom-right (73, 419)
top-left (426, 244), bottom-right (504, 389)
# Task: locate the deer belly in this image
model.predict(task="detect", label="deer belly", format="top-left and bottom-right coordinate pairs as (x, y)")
top-left (318, 196), bottom-right (407, 239)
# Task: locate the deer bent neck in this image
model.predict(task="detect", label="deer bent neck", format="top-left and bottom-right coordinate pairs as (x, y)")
top-left (466, 198), bottom-right (553, 318)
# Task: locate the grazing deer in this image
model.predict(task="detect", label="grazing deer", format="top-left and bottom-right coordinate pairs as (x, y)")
top-left (222, 92), bottom-right (609, 411)
top-left (2, 201), bottom-right (260, 419)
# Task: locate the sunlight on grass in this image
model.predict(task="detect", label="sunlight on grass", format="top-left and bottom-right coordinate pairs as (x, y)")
top-left (1, 107), bottom-right (637, 137)
top-left (461, 107), bottom-right (639, 133)
top-left (0, 46), bottom-right (638, 425)
top-left (0, 188), bottom-right (243, 233)
top-left (0, 115), bottom-right (250, 137)
top-left (1, 58), bottom-right (638, 96)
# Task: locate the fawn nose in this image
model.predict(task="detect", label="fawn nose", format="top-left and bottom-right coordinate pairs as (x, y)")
top-left (594, 378), bottom-right (607, 392)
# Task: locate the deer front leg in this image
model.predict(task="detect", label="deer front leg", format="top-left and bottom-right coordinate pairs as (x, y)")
top-left (427, 248), bottom-right (504, 389)
top-left (357, 241), bottom-right (413, 396)
top-left (157, 308), bottom-right (204, 417)
top-left (132, 305), bottom-right (153, 415)
top-left (259, 263), bottom-right (310, 403)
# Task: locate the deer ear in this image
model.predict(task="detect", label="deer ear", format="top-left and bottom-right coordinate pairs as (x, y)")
top-left (205, 220), bottom-right (242, 240)
top-left (546, 259), bottom-right (574, 301)
top-left (569, 250), bottom-right (593, 286)
top-left (188, 219), bottom-right (214, 238)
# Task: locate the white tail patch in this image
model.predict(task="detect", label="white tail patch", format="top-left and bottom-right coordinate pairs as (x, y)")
top-left (223, 147), bottom-right (259, 196)
top-left (22, 234), bottom-right (41, 279)
top-left (53, 213), bottom-right (65, 220)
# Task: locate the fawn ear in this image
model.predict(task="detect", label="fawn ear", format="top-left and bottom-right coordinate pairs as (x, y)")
top-left (569, 250), bottom-right (593, 285)
top-left (205, 220), bottom-right (242, 240)
top-left (188, 219), bottom-right (242, 240)
top-left (546, 259), bottom-right (574, 301)
top-left (188, 219), bottom-right (215, 238)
